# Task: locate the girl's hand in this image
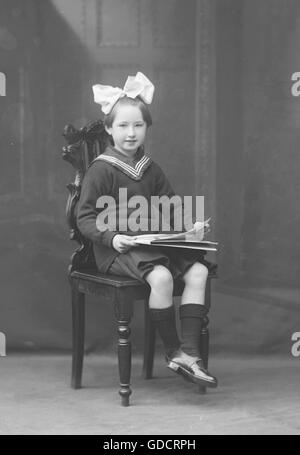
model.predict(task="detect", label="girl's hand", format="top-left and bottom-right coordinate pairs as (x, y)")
top-left (193, 221), bottom-right (205, 232)
top-left (193, 219), bottom-right (210, 239)
top-left (112, 234), bottom-right (138, 253)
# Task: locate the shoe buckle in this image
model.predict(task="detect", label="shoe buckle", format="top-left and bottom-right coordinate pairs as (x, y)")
top-left (168, 361), bottom-right (180, 371)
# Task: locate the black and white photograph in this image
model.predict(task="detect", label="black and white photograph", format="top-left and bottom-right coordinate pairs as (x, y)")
top-left (0, 0), bottom-right (299, 438)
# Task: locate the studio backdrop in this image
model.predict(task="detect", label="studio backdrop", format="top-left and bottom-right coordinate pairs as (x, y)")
top-left (0, 0), bottom-right (299, 353)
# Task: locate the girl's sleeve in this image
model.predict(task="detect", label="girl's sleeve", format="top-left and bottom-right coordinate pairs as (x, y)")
top-left (76, 162), bottom-right (117, 248)
top-left (153, 162), bottom-right (196, 232)
top-left (153, 162), bottom-right (190, 232)
top-left (153, 162), bottom-right (176, 198)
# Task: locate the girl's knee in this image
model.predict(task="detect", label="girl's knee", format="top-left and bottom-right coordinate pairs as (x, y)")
top-left (145, 265), bottom-right (173, 291)
top-left (183, 262), bottom-right (208, 286)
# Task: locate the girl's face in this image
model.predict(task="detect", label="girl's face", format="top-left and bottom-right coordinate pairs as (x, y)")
top-left (105, 104), bottom-right (147, 157)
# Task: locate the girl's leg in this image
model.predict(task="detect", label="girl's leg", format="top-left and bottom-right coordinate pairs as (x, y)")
top-left (179, 262), bottom-right (208, 357)
top-left (145, 265), bottom-right (180, 356)
top-left (181, 262), bottom-right (208, 306)
top-left (166, 262), bottom-right (217, 387)
top-left (145, 264), bottom-right (173, 309)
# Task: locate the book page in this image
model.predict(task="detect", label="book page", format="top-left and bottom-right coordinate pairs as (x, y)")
top-left (133, 219), bottom-right (215, 248)
top-left (134, 218), bottom-right (211, 243)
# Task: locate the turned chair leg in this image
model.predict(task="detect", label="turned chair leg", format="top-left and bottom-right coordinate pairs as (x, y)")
top-left (198, 277), bottom-right (211, 394)
top-left (115, 296), bottom-right (133, 406)
top-left (142, 301), bottom-right (156, 379)
top-left (200, 316), bottom-right (210, 370)
top-left (71, 282), bottom-right (85, 389)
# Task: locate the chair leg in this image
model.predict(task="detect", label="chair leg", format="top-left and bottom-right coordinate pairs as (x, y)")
top-left (200, 316), bottom-right (210, 370)
top-left (198, 316), bottom-right (209, 394)
top-left (198, 278), bottom-right (211, 394)
top-left (71, 283), bottom-right (85, 389)
top-left (201, 277), bottom-right (211, 369)
top-left (142, 302), bottom-right (156, 379)
top-left (115, 296), bottom-right (133, 407)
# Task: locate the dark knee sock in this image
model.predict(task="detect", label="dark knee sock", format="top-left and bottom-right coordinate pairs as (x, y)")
top-left (179, 304), bottom-right (208, 357)
top-left (150, 306), bottom-right (180, 357)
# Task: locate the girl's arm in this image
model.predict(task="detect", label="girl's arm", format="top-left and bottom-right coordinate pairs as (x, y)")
top-left (153, 162), bottom-right (176, 200)
top-left (76, 162), bottom-right (117, 248)
top-left (153, 162), bottom-right (195, 232)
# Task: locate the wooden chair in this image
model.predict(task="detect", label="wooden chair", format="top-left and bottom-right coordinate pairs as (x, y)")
top-left (62, 120), bottom-right (217, 406)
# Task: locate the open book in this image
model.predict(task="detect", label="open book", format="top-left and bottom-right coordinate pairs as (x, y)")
top-left (134, 219), bottom-right (218, 251)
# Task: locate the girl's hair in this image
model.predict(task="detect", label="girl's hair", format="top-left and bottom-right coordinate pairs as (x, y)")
top-left (104, 96), bottom-right (152, 128)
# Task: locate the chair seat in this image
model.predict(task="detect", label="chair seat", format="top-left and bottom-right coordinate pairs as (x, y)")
top-left (71, 269), bottom-right (145, 288)
top-left (70, 268), bottom-right (217, 298)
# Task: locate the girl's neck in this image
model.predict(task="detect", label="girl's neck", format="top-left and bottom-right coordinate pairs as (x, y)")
top-left (110, 144), bottom-right (143, 160)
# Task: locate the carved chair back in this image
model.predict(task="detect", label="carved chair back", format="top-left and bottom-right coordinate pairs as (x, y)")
top-left (62, 120), bottom-right (109, 272)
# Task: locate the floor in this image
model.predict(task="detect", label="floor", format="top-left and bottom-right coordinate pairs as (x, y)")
top-left (0, 353), bottom-right (299, 435)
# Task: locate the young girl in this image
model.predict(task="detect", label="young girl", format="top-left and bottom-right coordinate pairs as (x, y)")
top-left (77, 72), bottom-right (217, 388)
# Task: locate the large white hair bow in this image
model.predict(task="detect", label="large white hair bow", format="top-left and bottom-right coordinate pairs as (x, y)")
top-left (92, 72), bottom-right (155, 115)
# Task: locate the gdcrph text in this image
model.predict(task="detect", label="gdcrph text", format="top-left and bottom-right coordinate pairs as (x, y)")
top-left (103, 439), bottom-right (196, 452)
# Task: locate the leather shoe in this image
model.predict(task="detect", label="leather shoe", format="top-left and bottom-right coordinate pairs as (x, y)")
top-left (166, 349), bottom-right (218, 388)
